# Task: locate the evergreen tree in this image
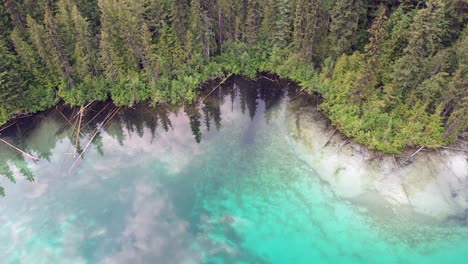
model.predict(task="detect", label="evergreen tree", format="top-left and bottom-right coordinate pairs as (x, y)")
top-left (98, 0), bottom-right (150, 77)
top-left (293, 0), bottom-right (326, 62)
top-left (70, 5), bottom-right (99, 83)
top-left (4, 0), bottom-right (25, 33)
top-left (328, 0), bottom-right (366, 57)
top-left (260, 0), bottom-right (293, 46)
top-left (157, 21), bottom-right (187, 73)
top-left (352, 6), bottom-right (389, 102)
top-left (259, 0), bottom-right (275, 44)
top-left (43, 5), bottom-right (75, 87)
top-left (26, 15), bottom-right (59, 77)
top-left (0, 39), bottom-right (25, 123)
top-left (187, 0), bottom-right (214, 59)
top-left (218, 0), bottom-right (236, 42)
top-left (244, 0), bottom-right (261, 44)
top-left (273, 0), bottom-right (293, 47)
top-left (171, 0), bottom-right (189, 44)
top-left (392, 0), bottom-right (449, 92)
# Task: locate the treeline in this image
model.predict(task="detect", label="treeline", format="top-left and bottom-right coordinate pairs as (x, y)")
top-left (0, 0), bottom-right (466, 152)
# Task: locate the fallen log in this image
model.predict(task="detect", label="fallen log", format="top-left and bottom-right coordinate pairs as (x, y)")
top-left (259, 75), bottom-right (275, 82)
top-left (74, 105), bottom-right (84, 157)
top-left (83, 102), bottom-right (111, 128)
top-left (201, 74), bottom-right (233, 101)
top-left (440, 146), bottom-right (468, 152)
top-left (68, 107), bottom-right (120, 173)
top-left (322, 128), bottom-right (337, 149)
top-left (0, 138), bottom-right (39, 161)
top-left (399, 147), bottom-right (424, 167)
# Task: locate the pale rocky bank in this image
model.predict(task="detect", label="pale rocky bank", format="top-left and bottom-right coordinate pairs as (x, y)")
top-left (285, 97), bottom-right (468, 224)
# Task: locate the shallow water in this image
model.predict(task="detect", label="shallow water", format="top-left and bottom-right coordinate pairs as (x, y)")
top-left (1, 77), bottom-right (467, 263)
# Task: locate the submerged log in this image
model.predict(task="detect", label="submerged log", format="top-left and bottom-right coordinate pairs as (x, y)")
top-left (259, 75), bottom-right (275, 82)
top-left (82, 102), bottom-right (111, 128)
top-left (201, 74), bottom-right (233, 101)
top-left (440, 146), bottom-right (468, 152)
top-left (68, 107), bottom-right (120, 173)
top-left (55, 107), bottom-right (84, 137)
top-left (74, 105), bottom-right (84, 157)
top-left (399, 147), bottom-right (424, 167)
top-left (322, 128), bottom-right (337, 149)
top-left (0, 121), bottom-right (17, 133)
top-left (0, 138), bottom-right (39, 161)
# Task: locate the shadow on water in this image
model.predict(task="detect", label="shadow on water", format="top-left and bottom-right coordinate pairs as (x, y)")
top-left (0, 76), bottom-right (301, 196)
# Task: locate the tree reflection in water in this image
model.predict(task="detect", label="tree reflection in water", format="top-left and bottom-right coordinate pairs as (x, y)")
top-left (0, 76), bottom-right (297, 196)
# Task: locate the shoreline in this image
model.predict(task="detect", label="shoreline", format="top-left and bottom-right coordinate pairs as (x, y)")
top-left (285, 95), bottom-right (468, 223)
top-left (1, 76), bottom-right (467, 223)
top-left (2, 74), bottom-right (465, 156)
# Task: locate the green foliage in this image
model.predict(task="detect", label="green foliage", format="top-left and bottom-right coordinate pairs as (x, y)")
top-left (328, 0), bottom-right (366, 57)
top-left (0, 0), bottom-right (466, 154)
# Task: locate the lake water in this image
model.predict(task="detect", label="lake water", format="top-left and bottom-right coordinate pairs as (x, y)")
top-left (0, 77), bottom-right (467, 263)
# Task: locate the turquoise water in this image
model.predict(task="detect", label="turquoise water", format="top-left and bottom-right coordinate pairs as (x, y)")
top-left (0, 78), bottom-right (467, 263)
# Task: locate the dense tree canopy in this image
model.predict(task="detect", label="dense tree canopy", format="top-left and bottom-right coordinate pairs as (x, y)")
top-left (0, 0), bottom-right (466, 153)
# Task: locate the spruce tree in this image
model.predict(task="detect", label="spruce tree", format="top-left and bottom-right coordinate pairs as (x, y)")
top-left (392, 0), bottom-right (449, 92)
top-left (157, 21), bottom-right (187, 72)
top-left (4, 0), bottom-right (25, 33)
top-left (259, 0), bottom-right (275, 44)
top-left (70, 5), bottom-right (99, 83)
top-left (171, 0), bottom-right (189, 44)
top-left (293, 0), bottom-right (326, 62)
top-left (328, 0), bottom-right (366, 57)
top-left (244, 0), bottom-right (261, 44)
top-left (273, 0), bottom-right (293, 47)
top-left (352, 6), bottom-right (389, 102)
top-left (43, 5), bottom-right (75, 87)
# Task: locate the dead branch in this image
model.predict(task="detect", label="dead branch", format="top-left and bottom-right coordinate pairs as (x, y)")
top-left (399, 147), bottom-right (424, 167)
top-left (74, 105), bottom-right (84, 157)
top-left (322, 128), bottom-right (337, 149)
top-left (68, 107), bottom-right (120, 173)
top-left (201, 74), bottom-right (232, 101)
top-left (0, 138), bottom-right (39, 161)
top-left (439, 146), bottom-right (468, 152)
top-left (259, 75), bottom-right (275, 82)
top-left (82, 102), bottom-right (111, 128)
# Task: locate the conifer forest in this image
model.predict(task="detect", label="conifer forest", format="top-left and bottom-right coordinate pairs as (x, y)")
top-left (0, 0), bottom-right (467, 153)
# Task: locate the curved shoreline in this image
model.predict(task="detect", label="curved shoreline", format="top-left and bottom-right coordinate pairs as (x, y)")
top-left (285, 96), bottom-right (468, 223)
top-left (1, 76), bottom-right (467, 222)
top-left (1, 74), bottom-right (466, 155)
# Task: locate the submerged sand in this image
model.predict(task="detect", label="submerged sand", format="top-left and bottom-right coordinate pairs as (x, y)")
top-left (285, 98), bottom-right (468, 224)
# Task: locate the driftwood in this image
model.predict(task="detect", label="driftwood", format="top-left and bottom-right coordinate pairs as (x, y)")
top-left (322, 128), bottom-right (337, 149)
top-left (365, 153), bottom-right (382, 162)
top-left (259, 75), bottom-right (275, 82)
top-left (201, 74), bottom-right (232, 101)
top-left (74, 105), bottom-right (84, 157)
top-left (440, 146), bottom-right (468, 152)
top-left (82, 102), bottom-right (111, 128)
top-left (55, 107), bottom-right (85, 137)
top-left (288, 90), bottom-right (305, 101)
top-left (71, 101), bottom-right (94, 120)
top-left (0, 121), bottom-right (17, 133)
top-left (0, 138), bottom-right (39, 161)
top-left (334, 140), bottom-right (350, 153)
top-left (399, 147), bottom-right (424, 167)
top-left (68, 107), bottom-right (120, 173)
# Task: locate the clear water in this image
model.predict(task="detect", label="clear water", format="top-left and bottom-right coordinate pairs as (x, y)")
top-left (0, 78), bottom-right (467, 263)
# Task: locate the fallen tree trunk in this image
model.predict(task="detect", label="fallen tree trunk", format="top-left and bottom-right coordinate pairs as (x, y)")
top-left (0, 138), bottom-right (39, 161)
